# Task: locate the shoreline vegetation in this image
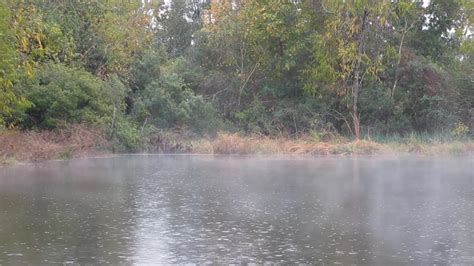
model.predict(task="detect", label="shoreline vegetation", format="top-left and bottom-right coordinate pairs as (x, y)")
top-left (1, 2), bottom-right (473, 166)
top-left (1, 125), bottom-right (472, 166)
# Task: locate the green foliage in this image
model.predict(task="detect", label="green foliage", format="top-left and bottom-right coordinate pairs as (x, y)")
top-left (0, 3), bottom-right (31, 125)
top-left (130, 48), bottom-right (168, 92)
top-left (16, 63), bottom-right (112, 128)
top-left (451, 122), bottom-right (470, 139)
top-left (10, 3), bottom-right (75, 65)
top-left (108, 117), bottom-right (142, 152)
top-left (36, 1), bottom-right (153, 78)
top-left (411, 0), bottom-right (464, 59)
top-left (156, 0), bottom-right (201, 57)
top-left (133, 73), bottom-right (223, 135)
top-left (234, 99), bottom-right (271, 134)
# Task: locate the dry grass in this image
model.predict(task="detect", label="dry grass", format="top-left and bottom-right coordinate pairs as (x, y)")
top-left (0, 124), bottom-right (109, 164)
top-left (387, 140), bottom-right (474, 155)
top-left (194, 132), bottom-right (472, 156)
top-left (206, 132), bottom-right (382, 155)
top-left (211, 133), bottom-right (252, 154)
top-left (2, 128), bottom-right (472, 165)
top-left (189, 139), bottom-right (214, 154)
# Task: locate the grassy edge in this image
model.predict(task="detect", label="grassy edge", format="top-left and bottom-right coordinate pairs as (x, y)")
top-left (196, 134), bottom-right (474, 156)
top-left (2, 130), bottom-right (473, 166)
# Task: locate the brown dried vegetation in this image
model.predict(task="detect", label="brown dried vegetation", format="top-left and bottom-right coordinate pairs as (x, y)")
top-left (209, 132), bottom-right (382, 155)
top-left (0, 124), bottom-right (109, 164)
top-left (1, 128), bottom-right (472, 166)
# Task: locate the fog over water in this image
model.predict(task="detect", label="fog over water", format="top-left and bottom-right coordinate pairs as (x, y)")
top-left (0, 155), bottom-right (472, 264)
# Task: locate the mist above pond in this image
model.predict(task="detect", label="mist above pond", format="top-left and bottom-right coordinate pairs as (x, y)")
top-left (0, 155), bottom-right (472, 264)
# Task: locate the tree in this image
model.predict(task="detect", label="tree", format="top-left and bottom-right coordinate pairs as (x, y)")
top-left (389, 0), bottom-right (423, 99)
top-left (0, 3), bottom-right (30, 126)
top-left (156, 0), bottom-right (203, 58)
top-left (409, 0), bottom-right (464, 60)
top-left (304, 1), bottom-right (389, 138)
top-left (36, 1), bottom-right (153, 79)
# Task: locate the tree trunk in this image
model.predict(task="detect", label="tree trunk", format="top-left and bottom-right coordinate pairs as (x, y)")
top-left (351, 100), bottom-right (361, 139)
top-left (140, 116), bottom-right (148, 135)
top-left (110, 102), bottom-right (117, 139)
top-left (237, 61), bottom-right (258, 106)
top-left (350, 9), bottom-right (368, 139)
top-left (391, 20), bottom-right (411, 99)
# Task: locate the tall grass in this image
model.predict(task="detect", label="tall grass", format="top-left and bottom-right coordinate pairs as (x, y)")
top-left (2, 127), bottom-right (472, 166)
top-left (0, 124), bottom-right (110, 163)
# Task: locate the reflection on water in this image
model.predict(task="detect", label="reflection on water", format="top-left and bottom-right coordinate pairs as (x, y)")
top-left (0, 155), bottom-right (473, 264)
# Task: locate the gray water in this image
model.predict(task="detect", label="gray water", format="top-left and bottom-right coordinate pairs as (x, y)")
top-left (0, 155), bottom-right (472, 264)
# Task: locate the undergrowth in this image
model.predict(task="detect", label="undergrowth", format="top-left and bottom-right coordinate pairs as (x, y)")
top-left (1, 126), bottom-right (472, 166)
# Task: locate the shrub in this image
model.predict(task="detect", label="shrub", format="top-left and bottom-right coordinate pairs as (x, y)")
top-left (15, 63), bottom-right (112, 128)
top-left (113, 126), bottom-right (141, 152)
top-left (132, 74), bottom-right (223, 135)
top-left (451, 122), bottom-right (470, 139)
top-left (234, 99), bottom-right (272, 134)
top-left (104, 117), bottom-right (142, 153)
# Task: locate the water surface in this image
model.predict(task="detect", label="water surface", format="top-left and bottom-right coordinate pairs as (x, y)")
top-left (0, 155), bottom-right (473, 264)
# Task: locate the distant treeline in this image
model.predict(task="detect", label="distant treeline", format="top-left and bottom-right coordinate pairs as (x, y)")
top-left (0, 0), bottom-right (472, 151)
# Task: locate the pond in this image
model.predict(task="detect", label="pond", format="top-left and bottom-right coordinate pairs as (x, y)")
top-left (0, 155), bottom-right (473, 264)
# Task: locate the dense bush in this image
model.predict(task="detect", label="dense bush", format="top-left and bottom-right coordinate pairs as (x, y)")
top-left (132, 74), bottom-right (223, 135)
top-left (107, 117), bottom-right (142, 152)
top-left (14, 63), bottom-right (112, 128)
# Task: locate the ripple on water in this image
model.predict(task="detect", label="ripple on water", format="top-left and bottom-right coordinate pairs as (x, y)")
top-left (0, 155), bottom-right (473, 264)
